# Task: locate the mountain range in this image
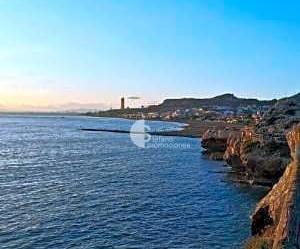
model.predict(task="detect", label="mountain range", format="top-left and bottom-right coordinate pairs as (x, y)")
top-left (148, 93), bottom-right (277, 112)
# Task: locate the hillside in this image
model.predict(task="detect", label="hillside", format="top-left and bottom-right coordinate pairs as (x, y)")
top-left (93, 94), bottom-right (278, 118)
top-left (156, 93), bottom-right (276, 112)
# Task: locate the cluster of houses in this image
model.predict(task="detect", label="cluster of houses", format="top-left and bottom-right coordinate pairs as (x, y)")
top-left (120, 105), bottom-right (271, 124)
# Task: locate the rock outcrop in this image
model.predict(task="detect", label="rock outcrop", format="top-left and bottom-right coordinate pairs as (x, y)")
top-left (242, 93), bottom-right (299, 183)
top-left (224, 126), bottom-right (291, 185)
top-left (203, 93), bottom-right (300, 185)
top-left (200, 93), bottom-right (300, 248)
top-left (201, 129), bottom-right (232, 160)
top-left (248, 124), bottom-right (300, 249)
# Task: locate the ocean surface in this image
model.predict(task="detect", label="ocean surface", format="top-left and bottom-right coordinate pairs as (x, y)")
top-left (0, 115), bottom-right (266, 249)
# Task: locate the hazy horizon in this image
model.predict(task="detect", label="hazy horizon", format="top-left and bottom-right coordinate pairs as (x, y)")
top-left (0, 1), bottom-right (299, 111)
top-left (0, 92), bottom-right (297, 113)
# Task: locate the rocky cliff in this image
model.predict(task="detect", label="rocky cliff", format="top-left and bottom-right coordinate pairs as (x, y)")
top-left (223, 126), bottom-right (290, 185)
top-left (201, 93), bottom-right (300, 248)
top-left (202, 93), bottom-right (300, 185)
top-left (247, 124), bottom-right (300, 249)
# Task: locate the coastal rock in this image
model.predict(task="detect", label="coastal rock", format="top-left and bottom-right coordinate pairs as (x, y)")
top-left (209, 151), bottom-right (225, 160)
top-left (223, 129), bottom-right (249, 170)
top-left (224, 93), bottom-right (300, 184)
top-left (201, 129), bottom-right (232, 159)
top-left (203, 126), bottom-right (290, 184)
top-left (248, 123), bottom-right (300, 249)
top-left (223, 127), bottom-right (290, 185)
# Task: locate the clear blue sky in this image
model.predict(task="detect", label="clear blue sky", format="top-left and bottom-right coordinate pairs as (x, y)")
top-left (0, 0), bottom-right (299, 109)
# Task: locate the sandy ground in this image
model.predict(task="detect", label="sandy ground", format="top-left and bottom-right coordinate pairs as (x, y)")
top-left (159, 119), bottom-right (244, 138)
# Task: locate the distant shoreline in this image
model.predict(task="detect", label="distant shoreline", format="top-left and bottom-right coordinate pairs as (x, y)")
top-left (81, 117), bottom-right (243, 138)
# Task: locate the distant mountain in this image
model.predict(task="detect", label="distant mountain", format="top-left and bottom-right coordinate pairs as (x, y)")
top-left (0, 102), bottom-right (109, 113)
top-left (155, 93), bottom-right (277, 111)
top-left (54, 102), bottom-right (110, 112)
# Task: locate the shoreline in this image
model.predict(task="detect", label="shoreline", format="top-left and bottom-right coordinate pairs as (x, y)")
top-left (82, 115), bottom-right (244, 138)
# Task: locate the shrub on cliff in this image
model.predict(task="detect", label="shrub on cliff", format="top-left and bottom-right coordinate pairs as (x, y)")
top-left (244, 236), bottom-right (270, 249)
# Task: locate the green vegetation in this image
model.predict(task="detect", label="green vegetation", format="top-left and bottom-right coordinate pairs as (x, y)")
top-left (244, 237), bottom-right (270, 249)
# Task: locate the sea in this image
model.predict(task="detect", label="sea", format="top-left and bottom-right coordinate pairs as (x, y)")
top-left (0, 115), bottom-right (266, 249)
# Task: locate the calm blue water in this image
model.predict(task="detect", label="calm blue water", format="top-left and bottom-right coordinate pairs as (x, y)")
top-left (0, 115), bottom-right (266, 249)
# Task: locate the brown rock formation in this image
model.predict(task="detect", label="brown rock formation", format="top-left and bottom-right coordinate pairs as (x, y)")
top-left (249, 124), bottom-right (300, 249)
top-left (224, 126), bottom-right (290, 185)
top-left (199, 93), bottom-right (300, 248)
top-left (201, 93), bottom-right (299, 185)
top-left (201, 129), bottom-right (232, 160)
top-left (224, 93), bottom-right (300, 184)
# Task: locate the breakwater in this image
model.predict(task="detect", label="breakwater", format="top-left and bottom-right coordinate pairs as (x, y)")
top-left (81, 128), bottom-right (199, 138)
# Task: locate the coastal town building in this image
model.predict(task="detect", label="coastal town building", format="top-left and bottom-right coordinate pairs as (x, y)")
top-left (121, 97), bottom-right (125, 110)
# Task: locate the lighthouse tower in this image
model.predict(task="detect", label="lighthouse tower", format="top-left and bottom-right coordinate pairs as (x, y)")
top-left (121, 97), bottom-right (125, 110)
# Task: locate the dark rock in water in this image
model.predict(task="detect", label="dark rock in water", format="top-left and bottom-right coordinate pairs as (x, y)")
top-left (208, 152), bottom-right (224, 160)
top-left (251, 205), bottom-right (274, 236)
top-left (201, 150), bottom-right (224, 160)
top-left (201, 129), bottom-right (229, 152)
top-left (201, 129), bottom-right (232, 160)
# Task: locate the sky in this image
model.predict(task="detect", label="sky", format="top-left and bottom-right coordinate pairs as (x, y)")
top-left (0, 0), bottom-right (299, 110)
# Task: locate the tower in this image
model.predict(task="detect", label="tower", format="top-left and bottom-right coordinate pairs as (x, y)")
top-left (121, 97), bottom-right (125, 110)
